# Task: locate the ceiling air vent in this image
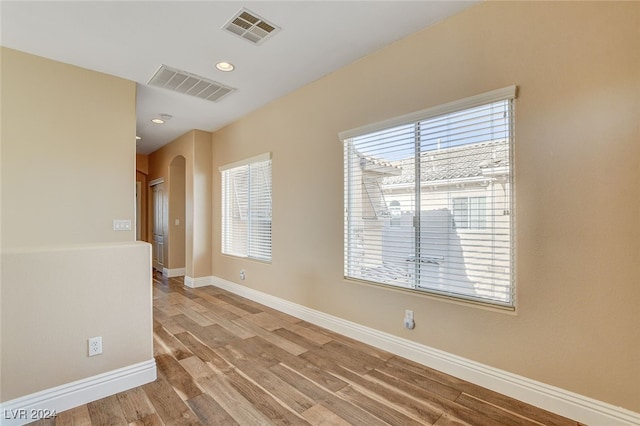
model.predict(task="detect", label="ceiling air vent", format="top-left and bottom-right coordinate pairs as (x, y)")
top-left (147, 65), bottom-right (236, 103)
top-left (223, 8), bottom-right (280, 45)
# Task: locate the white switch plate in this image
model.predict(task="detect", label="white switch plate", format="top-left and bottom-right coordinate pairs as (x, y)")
top-left (113, 219), bottom-right (131, 231)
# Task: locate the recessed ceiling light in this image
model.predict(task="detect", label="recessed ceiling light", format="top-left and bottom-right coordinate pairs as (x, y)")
top-left (216, 61), bottom-right (235, 72)
top-left (151, 114), bottom-right (173, 124)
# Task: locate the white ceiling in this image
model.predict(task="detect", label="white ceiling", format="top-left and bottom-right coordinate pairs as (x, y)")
top-left (1, 1), bottom-right (477, 154)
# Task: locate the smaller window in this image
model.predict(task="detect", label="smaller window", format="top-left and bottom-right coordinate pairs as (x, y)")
top-left (220, 153), bottom-right (272, 261)
top-left (453, 196), bottom-right (487, 230)
top-left (389, 200), bottom-right (401, 216)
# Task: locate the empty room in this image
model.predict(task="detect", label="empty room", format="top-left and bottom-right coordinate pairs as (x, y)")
top-left (1, 1), bottom-right (638, 425)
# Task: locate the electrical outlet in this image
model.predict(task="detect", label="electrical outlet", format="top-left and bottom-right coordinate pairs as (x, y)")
top-left (404, 310), bottom-right (415, 330)
top-left (88, 336), bottom-right (102, 356)
top-left (240, 269), bottom-right (246, 280)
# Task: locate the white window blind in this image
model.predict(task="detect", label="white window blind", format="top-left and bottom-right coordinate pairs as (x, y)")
top-left (220, 153), bottom-right (272, 261)
top-left (341, 87), bottom-right (516, 307)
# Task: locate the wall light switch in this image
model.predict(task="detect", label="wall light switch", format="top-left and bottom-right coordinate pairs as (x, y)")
top-left (113, 219), bottom-right (132, 231)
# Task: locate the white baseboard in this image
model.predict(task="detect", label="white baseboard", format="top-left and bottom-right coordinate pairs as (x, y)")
top-left (206, 275), bottom-right (640, 426)
top-left (163, 267), bottom-right (185, 278)
top-left (0, 359), bottom-right (156, 426)
top-left (184, 275), bottom-right (213, 288)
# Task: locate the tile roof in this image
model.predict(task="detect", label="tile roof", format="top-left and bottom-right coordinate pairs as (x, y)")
top-left (381, 139), bottom-right (509, 185)
top-left (359, 155), bottom-right (403, 174)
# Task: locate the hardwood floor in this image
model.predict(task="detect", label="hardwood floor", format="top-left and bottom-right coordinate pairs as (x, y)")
top-left (30, 274), bottom-right (583, 426)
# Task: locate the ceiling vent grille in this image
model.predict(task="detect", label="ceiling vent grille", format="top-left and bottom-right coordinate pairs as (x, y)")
top-left (147, 65), bottom-right (236, 102)
top-left (223, 8), bottom-right (280, 45)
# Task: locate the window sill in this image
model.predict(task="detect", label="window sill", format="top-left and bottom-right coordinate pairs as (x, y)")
top-left (344, 276), bottom-right (516, 314)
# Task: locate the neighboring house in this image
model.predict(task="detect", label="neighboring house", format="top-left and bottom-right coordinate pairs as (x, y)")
top-left (349, 139), bottom-right (511, 302)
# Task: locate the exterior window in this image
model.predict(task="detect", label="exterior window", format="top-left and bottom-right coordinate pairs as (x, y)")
top-left (453, 196), bottom-right (487, 230)
top-left (220, 153), bottom-right (272, 262)
top-left (389, 200), bottom-right (402, 215)
top-left (341, 86), bottom-right (516, 307)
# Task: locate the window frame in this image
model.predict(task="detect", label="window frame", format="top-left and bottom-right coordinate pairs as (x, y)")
top-left (340, 86), bottom-right (516, 308)
top-left (220, 153), bottom-right (273, 262)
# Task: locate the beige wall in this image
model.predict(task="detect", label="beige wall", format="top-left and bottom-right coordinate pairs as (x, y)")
top-left (136, 153), bottom-right (149, 175)
top-left (192, 131), bottom-right (213, 278)
top-left (211, 2), bottom-right (640, 412)
top-left (1, 243), bottom-right (152, 400)
top-left (148, 130), bottom-right (212, 278)
top-left (1, 48), bottom-right (136, 249)
top-left (137, 154), bottom-right (149, 242)
top-left (169, 155), bottom-right (186, 270)
top-left (136, 171), bottom-right (148, 242)
top-left (1, 48), bottom-right (153, 401)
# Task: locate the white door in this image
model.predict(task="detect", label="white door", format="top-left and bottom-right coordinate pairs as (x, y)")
top-left (152, 182), bottom-right (166, 272)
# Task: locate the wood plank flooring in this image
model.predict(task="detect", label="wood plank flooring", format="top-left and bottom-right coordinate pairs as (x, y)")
top-left (30, 274), bottom-right (583, 426)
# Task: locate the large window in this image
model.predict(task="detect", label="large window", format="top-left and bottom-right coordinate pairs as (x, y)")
top-left (220, 153), bottom-right (272, 262)
top-left (341, 87), bottom-right (516, 307)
